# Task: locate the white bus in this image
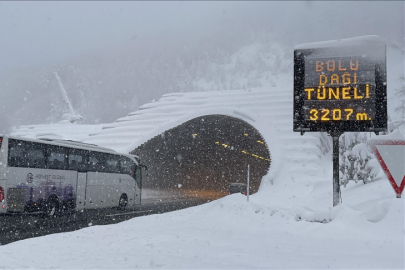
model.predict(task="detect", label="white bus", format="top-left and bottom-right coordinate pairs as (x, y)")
top-left (0, 135), bottom-right (146, 216)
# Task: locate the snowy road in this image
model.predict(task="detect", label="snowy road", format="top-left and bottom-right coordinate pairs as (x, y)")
top-left (0, 197), bottom-right (209, 246)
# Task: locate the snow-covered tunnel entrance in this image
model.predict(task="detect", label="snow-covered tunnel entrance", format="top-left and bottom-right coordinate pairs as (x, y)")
top-left (131, 115), bottom-right (270, 199)
top-left (13, 88), bottom-right (326, 202)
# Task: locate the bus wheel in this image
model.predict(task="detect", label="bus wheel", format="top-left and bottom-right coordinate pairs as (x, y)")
top-left (118, 194), bottom-right (127, 210)
top-left (44, 197), bottom-right (59, 217)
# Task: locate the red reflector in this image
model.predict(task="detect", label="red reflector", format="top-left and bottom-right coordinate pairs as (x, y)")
top-left (1, 205), bottom-right (4, 209)
top-left (244, 193), bottom-right (246, 196)
top-left (0, 186), bottom-right (4, 202)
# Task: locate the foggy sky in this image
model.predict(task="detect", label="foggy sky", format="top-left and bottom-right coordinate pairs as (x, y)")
top-left (1, 1), bottom-right (403, 76)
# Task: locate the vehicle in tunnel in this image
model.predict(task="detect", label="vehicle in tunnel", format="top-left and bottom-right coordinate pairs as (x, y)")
top-left (229, 183), bottom-right (247, 195)
top-left (131, 114), bottom-right (270, 199)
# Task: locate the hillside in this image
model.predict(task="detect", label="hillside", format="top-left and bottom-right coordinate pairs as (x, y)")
top-left (2, 36), bottom-right (403, 135)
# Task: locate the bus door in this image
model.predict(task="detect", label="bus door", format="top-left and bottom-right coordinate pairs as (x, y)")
top-left (76, 172), bottom-right (87, 211)
top-left (68, 149), bottom-right (88, 211)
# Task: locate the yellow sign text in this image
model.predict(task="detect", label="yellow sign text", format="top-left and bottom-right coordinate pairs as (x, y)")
top-left (304, 85), bottom-right (369, 100)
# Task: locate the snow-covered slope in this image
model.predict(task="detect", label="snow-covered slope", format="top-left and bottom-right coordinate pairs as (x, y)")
top-left (11, 123), bottom-right (105, 142)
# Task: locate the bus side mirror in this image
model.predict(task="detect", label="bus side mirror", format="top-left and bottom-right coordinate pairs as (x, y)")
top-left (141, 164), bottom-right (148, 176)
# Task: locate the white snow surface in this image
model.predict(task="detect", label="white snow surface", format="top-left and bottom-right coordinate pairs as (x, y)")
top-left (1, 181), bottom-right (403, 269)
top-left (4, 83), bottom-right (405, 268)
top-left (11, 122), bottom-right (105, 142)
top-left (294, 35), bottom-right (384, 50)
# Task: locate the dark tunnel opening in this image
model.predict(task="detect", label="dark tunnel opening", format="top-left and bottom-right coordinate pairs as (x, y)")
top-left (131, 115), bottom-right (271, 200)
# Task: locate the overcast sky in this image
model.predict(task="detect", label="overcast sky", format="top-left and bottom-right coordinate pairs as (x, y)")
top-left (0, 1), bottom-right (403, 76)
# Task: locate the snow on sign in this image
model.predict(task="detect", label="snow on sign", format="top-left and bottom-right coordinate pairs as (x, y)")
top-left (368, 130), bottom-right (405, 198)
top-left (293, 35), bottom-right (387, 134)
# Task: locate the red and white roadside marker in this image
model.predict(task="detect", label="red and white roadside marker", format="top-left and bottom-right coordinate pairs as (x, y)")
top-left (368, 130), bottom-right (405, 198)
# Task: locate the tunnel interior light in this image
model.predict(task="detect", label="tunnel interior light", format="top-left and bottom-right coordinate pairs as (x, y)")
top-left (257, 140), bottom-right (267, 146)
top-left (244, 133), bottom-right (248, 137)
top-left (193, 133), bottom-right (198, 136)
top-left (214, 140), bottom-right (270, 162)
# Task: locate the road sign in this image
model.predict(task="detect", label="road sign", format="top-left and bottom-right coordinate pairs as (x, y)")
top-left (368, 130), bottom-right (405, 198)
top-left (293, 36), bottom-right (387, 207)
top-left (294, 35), bottom-right (387, 134)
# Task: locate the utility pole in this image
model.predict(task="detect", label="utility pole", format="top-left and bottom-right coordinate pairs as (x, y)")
top-left (247, 165), bottom-right (250, 202)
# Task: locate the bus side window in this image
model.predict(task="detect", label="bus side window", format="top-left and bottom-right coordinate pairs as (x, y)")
top-left (68, 149), bottom-right (87, 172)
top-left (105, 154), bottom-right (120, 174)
top-left (47, 145), bottom-right (67, 170)
top-left (88, 152), bottom-right (100, 172)
top-left (26, 142), bottom-right (46, 169)
top-left (8, 140), bottom-right (46, 168)
top-left (89, 152), bottom-right (110, 172)
top-left (8, 139), bottom-right (26, 167)
top-left (119, 156), bottom-right (132, 176)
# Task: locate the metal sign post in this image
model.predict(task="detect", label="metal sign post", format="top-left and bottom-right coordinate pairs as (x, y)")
top-left (330, 132), bottom-right (343, 206)
top-left (247, 165), bottom-right (250, 202)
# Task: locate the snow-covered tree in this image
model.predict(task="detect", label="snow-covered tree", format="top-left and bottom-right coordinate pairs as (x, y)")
top-left (394, 76), bottom-right (405, 120)
top-left (387, 77), bottom-right (405, 133)
top-left (339, 132), bottom-right (379, 187)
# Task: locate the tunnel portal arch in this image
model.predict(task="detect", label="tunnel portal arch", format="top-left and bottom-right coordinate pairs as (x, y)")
top-left (131, 114), bottom-right (271, 199)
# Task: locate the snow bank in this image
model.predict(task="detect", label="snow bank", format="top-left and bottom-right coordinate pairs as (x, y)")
top-left (1, 180), bottom-right (403, 269)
